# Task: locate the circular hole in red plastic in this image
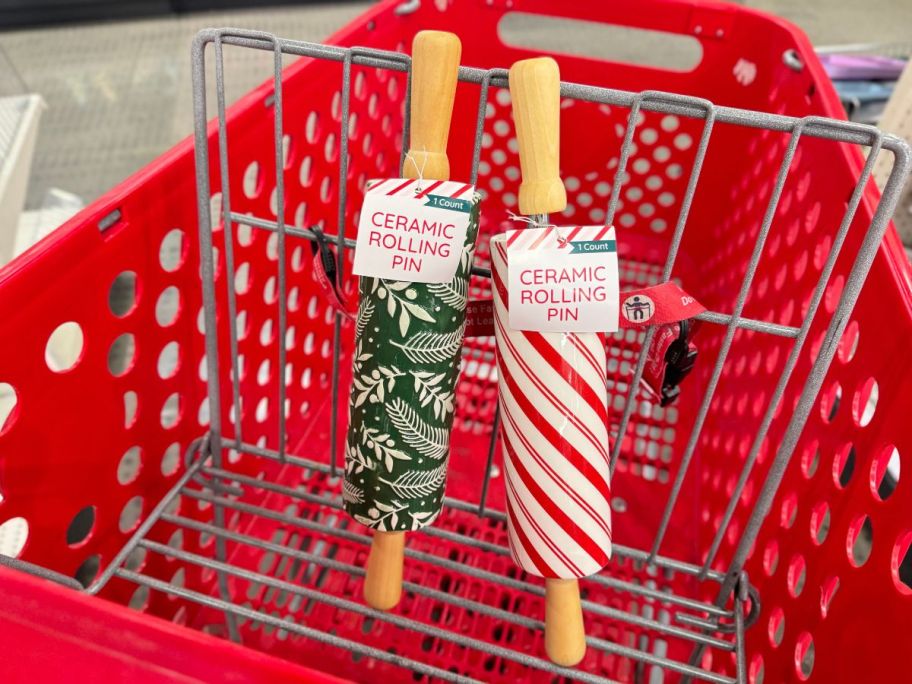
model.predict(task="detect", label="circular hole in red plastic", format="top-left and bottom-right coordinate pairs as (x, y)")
top-left (209, 193), bottom-right (222, 227)
top-left (801, 441), bottom-right (820, 479)
top-left (0, 383), bottom-right (19, 437)
top-left (159, 229), bottom-right (186, 272)
top-left (234, 263), bottom-right (251, 295)
top-left (893, 531), bottom-right (912, 595)
top-left (768, 606), bottom-right (785, 647)
top-left (792, 250), bottom-right (808, 281)
top-left (125, 546), bottom-right (147, 573)
top-left (169, 568), bottom-right (186, 600)
top-left (157, 341), bottom-right (181, 379)
top-left (820, 575), bottom-right (840, 617)
top-left (161, 442), bottom-right (181, 476)
top-left (847, 514), bottom-right (873, 567)
top-left (117, 446), bottom-right (142, 485)
top-left (156, 286), bottom-right (182, 328)
top-left (871, 445), bottom-right (901, 501)
top-left (813, 233), bottom-right (832, 271)
top-left (45, 322), bottom-right (85, 373)
top-left (804, 201), bottom-right (821, 235)
top-left (833, 443), bottom-right (856, 489)
top-left (749, 653), bottom-right (765, 684)
top-left (109, 271), bottom-right (139, 318)
top-left (852, 377), bottom-right (878, 427)
top-left (168, 528), bottom-right (184, 551)
top-left (66, 506), bottom-right (95, 548)
top-left (192, 397), bottom-right (206, 427)
top-left (119, 496), bottom-right (144, 533)
top-left (263, 276), bottom-right (277, 305)
top-left (780, 492), bottom-right (798, 529)
top-left (255, 397), bottom-right (269, 423)
top-left (282, 134), bottom-right (294, 169)
top-left (819, 381), bottom-right (842, 423)
top-left (123, 390), bottom-right (138, 429)
top-left (74, 554), bottom-right (101, 588)
top-left (794, 632), bottom-right (815, 680)
top-left (129, 584), bottom-right (150, 611)
top-left (837, 320), bottom-right (860, 363)
top-left (257, 359), bottom-right (272, 387)
top-left (107, 333), bottom-right (136, 377)
top-left (0, 517), bottom-right (28, 558)
top-left (265, 233), bottom-right (279, 261)
top-left (787, 554), bottom-right (807, 597)
top-left (810, 501), bottom-right (831, 545)
top-left (260, 319), bottom-right (275, 346)
top-left (763, 540), bottom-right (779, 576)
top-left (242, 161), bottom-right (263, 199)
top-left (160, 393), bottom-right (181, 429)
top-left (299, 155), bottom-right (313, 187)
top-left (305, 111), bottom-right (320, 143)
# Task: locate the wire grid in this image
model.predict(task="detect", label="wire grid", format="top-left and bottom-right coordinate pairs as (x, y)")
top-left (77, 27), bottom-right (909, 683)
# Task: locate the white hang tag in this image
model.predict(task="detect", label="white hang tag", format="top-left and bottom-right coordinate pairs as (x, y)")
top-left (352, 178), bottom-right (476, 284)
top-left (507, 225), bottom-right (620, 333)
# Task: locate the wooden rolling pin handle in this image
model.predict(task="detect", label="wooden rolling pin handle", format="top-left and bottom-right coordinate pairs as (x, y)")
top-left (363, 530), bottom-right (405, 610)
top-left (363, 31), bottom-right (461, 612)
top-left (403, 30), bottom-right (462, 183)
top-left (545, 578), bottom-right (587, 667)
top-left (508, 57), bottom-right (567, 216)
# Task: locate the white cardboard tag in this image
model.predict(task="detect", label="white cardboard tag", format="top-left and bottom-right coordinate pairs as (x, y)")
top-left (352, 178), bottom-right (475, 284)
top-left (507, 225), bottom-right (619, 333)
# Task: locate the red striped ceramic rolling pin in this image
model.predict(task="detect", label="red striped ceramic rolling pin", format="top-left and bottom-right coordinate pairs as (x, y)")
top-left (491, 57), bottom-right (612, 667)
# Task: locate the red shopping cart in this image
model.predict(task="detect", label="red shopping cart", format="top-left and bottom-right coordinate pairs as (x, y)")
top-left (1, 1), bottom-right (910, 682)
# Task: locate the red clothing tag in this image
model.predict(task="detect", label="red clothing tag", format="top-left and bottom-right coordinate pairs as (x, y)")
top-left (465, 299), bottom-right (495, 337)
top-left (313, 253), bottom-right (355, 322)
top-left (618, 281), bottom-right (705, 328)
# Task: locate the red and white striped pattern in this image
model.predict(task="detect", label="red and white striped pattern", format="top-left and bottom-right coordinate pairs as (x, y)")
top-left (366, 178), bottom-right (475, 200)
top-left (504, 223), bottom-right (614, 250)
top-left (490, 230), bottom-right (612, 579)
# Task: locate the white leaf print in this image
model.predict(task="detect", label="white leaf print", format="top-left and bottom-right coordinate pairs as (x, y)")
top-left (342, 480), bottom-right (364, 504)
top-left (379, 463), bottom-right (448, 499)
top-left (390, 323), bottom-right (465, 364)
top-left (386, 398), bottom-right (449, 460)
top-left (428, 278), bottom-right (468, 311)
top-left (355, 299), bottom-right (375, 339)
top-left (412, 371), bottom-right (455, 421)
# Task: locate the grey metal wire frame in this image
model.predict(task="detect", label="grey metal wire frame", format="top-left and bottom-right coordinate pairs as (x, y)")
top-left (10, 26), bottom-right (905, 684)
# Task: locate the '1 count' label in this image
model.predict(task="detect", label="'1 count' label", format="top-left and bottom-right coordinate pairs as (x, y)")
top-left (507, 225), bottom-right (619, 333)
top-left (352, 178), bottom-right (476, 284)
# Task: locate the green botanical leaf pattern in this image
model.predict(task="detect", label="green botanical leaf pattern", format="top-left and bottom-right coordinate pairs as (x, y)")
top-left (344, 194), bottom-right (481, 532)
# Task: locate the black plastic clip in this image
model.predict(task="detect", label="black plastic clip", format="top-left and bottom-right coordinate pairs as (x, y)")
top-left (658, 319), bottom-right (699, 407)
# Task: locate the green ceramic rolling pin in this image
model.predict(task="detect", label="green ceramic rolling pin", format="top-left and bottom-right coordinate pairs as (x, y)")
top-left (344, 30), bottom-right (480, 611)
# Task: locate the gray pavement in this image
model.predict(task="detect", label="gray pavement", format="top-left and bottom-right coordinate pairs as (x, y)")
top-left (0, 0), bottom-right (909, 210)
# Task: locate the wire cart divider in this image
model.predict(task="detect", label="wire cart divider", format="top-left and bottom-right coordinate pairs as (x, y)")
top-left (4, 22), bottom-right (910, 684)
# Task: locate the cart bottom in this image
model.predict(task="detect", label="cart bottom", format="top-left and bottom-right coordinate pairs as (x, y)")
top-left (79, 435), bottom-right (749, 684)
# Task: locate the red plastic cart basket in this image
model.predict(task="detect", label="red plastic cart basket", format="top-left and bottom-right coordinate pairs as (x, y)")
top-left (1, 1), bottom-right (910, 682)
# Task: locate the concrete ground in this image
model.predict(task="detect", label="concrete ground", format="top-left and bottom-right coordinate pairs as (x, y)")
top-left (0, 0), bottom-right (910, 211)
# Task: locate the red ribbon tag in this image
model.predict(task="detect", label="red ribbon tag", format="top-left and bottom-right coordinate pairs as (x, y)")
top-left (313, 252), bottom-right (355, 322)
top-left (617, 281), bottom-right (705, 328)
